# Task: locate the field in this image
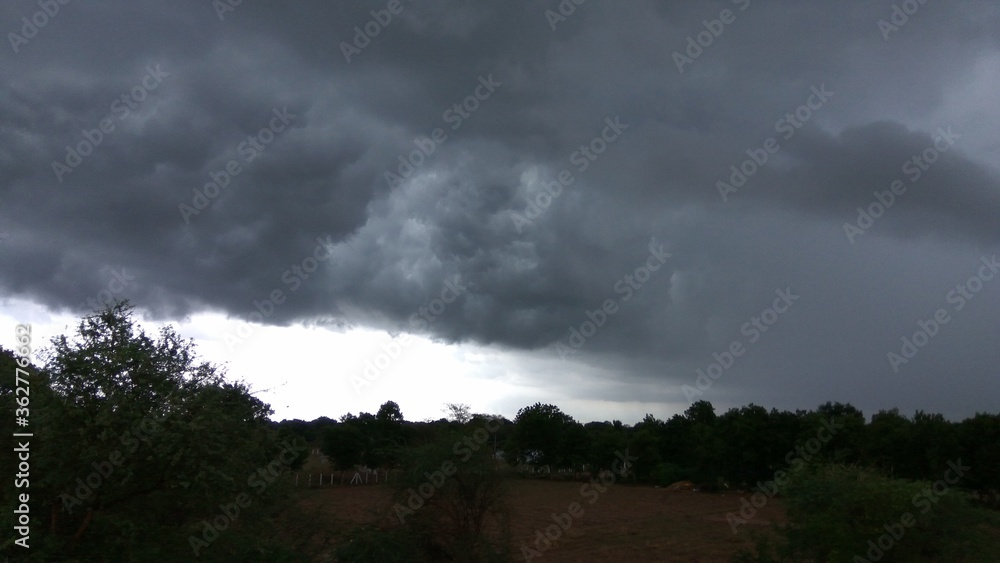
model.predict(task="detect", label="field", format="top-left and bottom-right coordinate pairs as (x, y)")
top-left (292, 478), bottom-right (786, 562)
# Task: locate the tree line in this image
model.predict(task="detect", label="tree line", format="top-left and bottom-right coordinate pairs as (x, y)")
top-left (282, 399), bottom-right (999, 505)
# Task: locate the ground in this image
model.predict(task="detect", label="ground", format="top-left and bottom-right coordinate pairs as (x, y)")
top-left (290, 478), bottom-right (785, 562)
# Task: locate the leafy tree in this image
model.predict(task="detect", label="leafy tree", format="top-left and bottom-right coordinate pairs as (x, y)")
top-left (377, 400), bottom-right (405, 425)
top-left (1, 302), bottom-right (304, 561)
top-left (444, 402), bottom-right (473, 424)
top-left (584, 422), bottom-right (628, 473)
top-left (862, 408), bottom-right (913, 478)
top-left (718, 404), bottom-right (775, 487)
top-left (560, 420), bottom-right (591, 469)
top-left (508, 403), bottom-right (577, 469)
top-left (958, 413), bottom-right (1000, 507)
top-left (683, 400), bottom-right (724, 484)
top-left (322, 424), bottom-right (366, 470)
top-left (338, 430), bottom-right (512, 561)
top-left (910, 410), bottom-right (960, 480)
top-left (801, 402), bottom-right (866, 464)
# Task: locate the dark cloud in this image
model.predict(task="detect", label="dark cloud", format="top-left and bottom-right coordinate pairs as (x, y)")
top-left (2, 0), bottom-right (999, 418)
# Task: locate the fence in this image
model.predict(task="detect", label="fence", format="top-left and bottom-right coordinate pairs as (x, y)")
top-left (291, 468), bottom-right (395, 487)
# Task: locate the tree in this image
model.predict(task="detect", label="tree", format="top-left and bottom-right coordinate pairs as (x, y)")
top-left (387, 430), bottom-right (512, 560)
top-left (805, 401), bottom-right (866, 464)
top-left (377, 400), bottom-right (405, 425)
top-left (584, 422), bottom-right (627, 473)
top-left (322, 424), bottom-right (365, 470)
top-left (6, 302), bottom-right (303, 561)
top-left (862, 408), bottom-right (912, 478)
top-left (718, 404), bottom-right (775, 487)
top-left (443, 402), bottom-right (472, 424)
top-left (509, 403), bottom-right (577, 468)
top-left (958, 413), bottom-right (1000, 507)
top-left (683, 400), bottom-right (724, 484)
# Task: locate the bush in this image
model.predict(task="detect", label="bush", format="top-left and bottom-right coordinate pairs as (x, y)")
top-left (734, 464), bottom-right (1000, 562)
top-left (650, 462), bottom-right (686, 487)
top-left (337, 424), bottom-right (513, 562)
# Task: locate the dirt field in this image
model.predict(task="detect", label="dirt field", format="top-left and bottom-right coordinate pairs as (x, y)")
top-left (293, 479), bottom-right (785, 562)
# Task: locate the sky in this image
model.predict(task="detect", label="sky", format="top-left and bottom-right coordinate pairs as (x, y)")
top-left (2, 0), bottom-right (999, 424)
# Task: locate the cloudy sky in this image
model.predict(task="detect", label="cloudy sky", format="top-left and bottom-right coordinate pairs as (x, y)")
top-left (2, 0), bottom-right (999, 424)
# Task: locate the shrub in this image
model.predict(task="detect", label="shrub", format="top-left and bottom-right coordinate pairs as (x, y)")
top-left (650, 462), bottom-right (686, 487)
top-left (337, 424), bottom-right (512, 562)
top-left (734, 464), bottom-right (1000, 562)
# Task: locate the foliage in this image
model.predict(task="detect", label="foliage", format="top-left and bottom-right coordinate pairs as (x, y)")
top-left (650, 462), bottom-right (686, 487)
top-left (0, 302), bottom-right (304, 562)
top-left (322, 424), bottom-right (366, 470)
top-left (733, 464), bottom-right (1000, 562)
top-left (286, 397), bottom-right (1000, 500)
top-left (507, 403), bottom-right (580, 468)
top-left (335, 428), bottom-right (513, 562)
top-left (444, 402), bottom-right (473, 424)
top-left (321, 400), bottom-right (408, 469)
top-left (958, 413), bottom-right (1000, 508)
top-left (392, 430), bottom-right (512, 561)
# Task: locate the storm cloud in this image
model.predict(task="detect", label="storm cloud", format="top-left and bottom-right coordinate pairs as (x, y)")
top-left (2, 0), bottom-right (999, 420)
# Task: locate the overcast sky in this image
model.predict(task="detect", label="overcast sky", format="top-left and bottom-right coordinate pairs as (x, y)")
top-left (2, 0), bottom-right (999, 424)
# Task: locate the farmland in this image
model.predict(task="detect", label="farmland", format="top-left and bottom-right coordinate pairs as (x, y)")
top-left (291, 479), bottom-right (785, 562)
